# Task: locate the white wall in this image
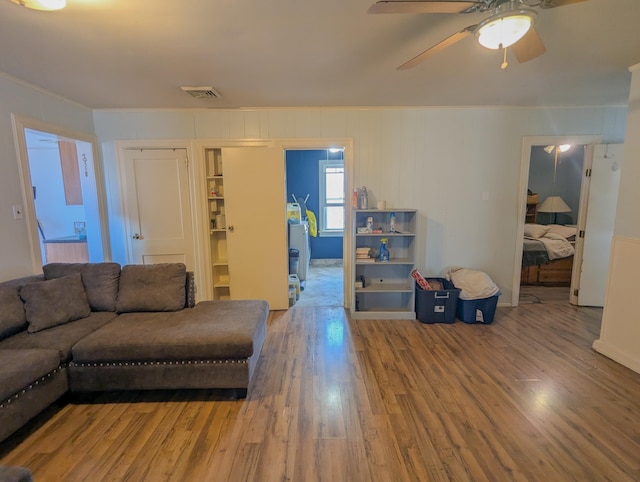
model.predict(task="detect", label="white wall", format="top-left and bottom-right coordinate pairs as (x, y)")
top-left (593, 64), bottom-right (640, 374)
top-left (94, 106), bottom-right (627, 302)
top-left (0, 73), bottom-right (95, 281)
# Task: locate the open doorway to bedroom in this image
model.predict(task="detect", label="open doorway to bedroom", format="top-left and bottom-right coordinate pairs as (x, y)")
top-left (514, 135), bottom-right (623, 308)
top-left (12, 115), bottom-right (110, 272)
top-left (519, 143), bottom-right (585, 304)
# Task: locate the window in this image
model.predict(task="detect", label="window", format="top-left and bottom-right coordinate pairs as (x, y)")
top-left (319, 159), bottom-right (344, 236)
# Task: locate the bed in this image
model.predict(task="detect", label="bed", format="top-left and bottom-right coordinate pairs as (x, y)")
top-left (521, 224), bottom-right (576, 286)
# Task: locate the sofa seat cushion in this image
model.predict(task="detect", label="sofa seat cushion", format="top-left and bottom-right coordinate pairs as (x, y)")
top-left (0, 311), bottom-right (118, 363)
top-left (72, 300), bottom-right (269, 363)
top-left (0, 348), bottom-right (61, 402)
top-left (44, 262), bottom-right (121, 312)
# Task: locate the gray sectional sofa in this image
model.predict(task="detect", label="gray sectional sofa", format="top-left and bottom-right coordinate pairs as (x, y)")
top-left (0, 262), bottom-right (269, 445)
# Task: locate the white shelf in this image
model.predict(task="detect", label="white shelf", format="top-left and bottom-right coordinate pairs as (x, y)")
top-left (206, 147), bottom-right (228, 300)
top-left (351, 309), bottom-right (416, 320)
top-left (352, 209), bottom-right (417, 319)
top-left (355, 282), bottom-right (413, 293)
top-left (355, 257), bottom-right (414, 265)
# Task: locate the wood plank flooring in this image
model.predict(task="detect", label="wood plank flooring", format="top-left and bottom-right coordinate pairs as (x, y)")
top-left (1, 303), bottom-right (640, 481)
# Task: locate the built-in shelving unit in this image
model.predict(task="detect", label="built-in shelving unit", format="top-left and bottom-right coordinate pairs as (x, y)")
top-left (351, 209), bottom-right (417, 320)
top-left (205, 148), bottom-right (229, 300)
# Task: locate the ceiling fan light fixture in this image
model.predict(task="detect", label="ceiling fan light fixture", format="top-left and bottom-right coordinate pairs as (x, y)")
top-left (477, 7), bottom-right (536, 50)
top-left (9, 0), bottom-right (65, 10)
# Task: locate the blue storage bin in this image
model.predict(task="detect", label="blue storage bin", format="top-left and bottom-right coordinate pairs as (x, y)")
top-left (415, 278), bottom-right (461, 324)
top-left (456, 292), bottom-right (501, 324)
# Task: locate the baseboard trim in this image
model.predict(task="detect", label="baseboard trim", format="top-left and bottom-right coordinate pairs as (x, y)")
top-left (592, 339), bottom-right (640, 375)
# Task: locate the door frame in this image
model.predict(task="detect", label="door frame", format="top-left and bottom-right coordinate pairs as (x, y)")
top-left (117, 140), bottom-right (203, 282)
top-left (512, 135), bottom-right (601, 307)
top-left (11, 114), bottom-right (111, 272)
top-left (191, 139), bottom-right (275, 300)
top-left (274, 138), bottom-right (354, 310)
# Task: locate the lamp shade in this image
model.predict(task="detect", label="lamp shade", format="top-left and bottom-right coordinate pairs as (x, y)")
top-left (538, 196), bottom-right (571, 213)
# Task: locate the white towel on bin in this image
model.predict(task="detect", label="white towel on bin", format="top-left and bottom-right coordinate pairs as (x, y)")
top-left (445, 267), bottom-right (500, 300)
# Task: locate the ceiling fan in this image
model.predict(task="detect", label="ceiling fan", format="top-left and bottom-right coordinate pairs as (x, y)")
top-left (368, 0), bottom-right (588, 69)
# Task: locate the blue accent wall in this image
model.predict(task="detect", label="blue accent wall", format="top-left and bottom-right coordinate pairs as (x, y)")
top-left (528, 145), bottom-right (584, 225)
top-left (286, 149), bottom-right (343, 259)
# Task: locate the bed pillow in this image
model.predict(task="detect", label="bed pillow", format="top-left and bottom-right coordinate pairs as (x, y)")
top-left (546, 224), bottom-right (577, 240)
top-left (524, 224), bottom-right (551, 239)
top-left (116, 263), bottom-right (186, 313)
top-left (20, 273), bottom-right (91, 333)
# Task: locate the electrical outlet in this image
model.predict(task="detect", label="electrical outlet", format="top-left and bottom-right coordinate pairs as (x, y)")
top-left (12, 204), bottom-right (24, 219)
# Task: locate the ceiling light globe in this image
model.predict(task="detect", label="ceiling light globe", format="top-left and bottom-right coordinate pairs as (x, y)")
top-left (477, 5), bottom-right (536, 50)
top-left (10, 0), bottom-right (66, 10)
top-left (478, 14), bottom-right (532, 50)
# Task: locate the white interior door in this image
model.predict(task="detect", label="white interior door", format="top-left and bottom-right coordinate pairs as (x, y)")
top-left (223, 147), bottom-right (288, 310)
top-left (578, 144), bottom-right (624, 306)
top-left (121, 148), bottom-right (195, 268)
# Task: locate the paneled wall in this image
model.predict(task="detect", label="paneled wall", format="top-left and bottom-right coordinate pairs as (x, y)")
top-left (94, 106), bottom-right (627, 303)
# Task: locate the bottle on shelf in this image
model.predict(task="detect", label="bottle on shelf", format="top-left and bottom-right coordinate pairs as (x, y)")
top-left (389, 212), bottom-right (396, 233)
top-left (366, 216), bottom-right (374, 233)
top-left (378, 238), bottom-right (390, 262)
top-left (352, 188), bottom-right (359, 209)
top-left (359, 186), bottom-right (368, 209)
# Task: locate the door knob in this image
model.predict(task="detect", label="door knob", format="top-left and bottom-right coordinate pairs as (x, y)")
top-left (227, 225), bottom-right (234, 232)
top-left (132, 233), bottom-right (141, 239)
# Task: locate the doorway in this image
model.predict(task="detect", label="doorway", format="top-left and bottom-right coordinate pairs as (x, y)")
top-left (285, 148), bottom-right (345, 307)
top-left (513, 135), bottom-right (622, 308)
top-left (519, 143), bottom-right (585, 304)
top-left (12, 115), bottom-right (109, 271)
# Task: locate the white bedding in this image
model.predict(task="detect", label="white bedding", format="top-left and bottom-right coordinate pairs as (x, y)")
top-left (445, 267), bottom-right (501, 300)
top-left (527, 231), bottom-right (575, 260)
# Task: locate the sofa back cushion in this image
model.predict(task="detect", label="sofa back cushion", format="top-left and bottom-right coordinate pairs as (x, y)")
top-left (20, 273), bottom-right (91, 333)
top-left (0, 275), bottom-right (43, 340)
top-left (43, 262), bottom-right (121, 312)
top-left (116, 263), bottom-right (186, 313)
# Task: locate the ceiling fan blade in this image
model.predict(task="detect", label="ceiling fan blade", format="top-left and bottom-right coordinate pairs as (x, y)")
top-left (398, 26), bottom-right (474, 70)
top-left (539, 0), bottom-right (588, 8)
top-left (512, 27), bottom-right (546, 63)
top-left (368, 1), bottom-right (482, 14)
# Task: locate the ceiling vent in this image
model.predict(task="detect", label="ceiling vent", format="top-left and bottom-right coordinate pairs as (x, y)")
top-left (180, 86), bottom-right (221, 99)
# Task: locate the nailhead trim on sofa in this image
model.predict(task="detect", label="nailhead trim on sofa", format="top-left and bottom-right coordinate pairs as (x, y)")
top-left (69, 359), bottom-right (248, 368)
top-left (0, 366), bottom-right (63, 409)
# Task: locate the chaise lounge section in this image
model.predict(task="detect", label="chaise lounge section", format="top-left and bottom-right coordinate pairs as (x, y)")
top-left (70, 299), bottom-right (268, 395)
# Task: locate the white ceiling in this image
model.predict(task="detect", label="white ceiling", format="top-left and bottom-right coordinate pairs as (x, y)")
top-left (1, 0), bottom-right (639, 110)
